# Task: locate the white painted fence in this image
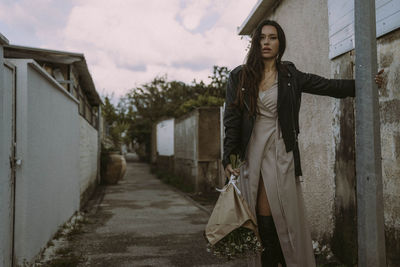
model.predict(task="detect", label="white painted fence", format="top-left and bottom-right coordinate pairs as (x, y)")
top-left (0, 55), bottom-right (86, 266)
top-left (11, 59), bottom-right (81, 265)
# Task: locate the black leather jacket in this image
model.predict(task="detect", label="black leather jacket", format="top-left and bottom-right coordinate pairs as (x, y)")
top-left (222, 61), bottom-right (355, 177)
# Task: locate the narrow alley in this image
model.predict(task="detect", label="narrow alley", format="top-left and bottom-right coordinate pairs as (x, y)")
top-left (44, 157), bottom-right (246, 266)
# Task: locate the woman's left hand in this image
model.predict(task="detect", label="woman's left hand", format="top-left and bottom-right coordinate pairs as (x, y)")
top-left (375, 69), bottom-right (384, 88)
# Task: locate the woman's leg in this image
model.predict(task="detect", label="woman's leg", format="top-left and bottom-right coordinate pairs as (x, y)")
top-left (257, 176), bottom-right (286, 267)
top-left (257, 177), bottom-right (272, 216)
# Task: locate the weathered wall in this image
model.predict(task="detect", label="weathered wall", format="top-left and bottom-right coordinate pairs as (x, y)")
top-left (198, 108), bottom-right (220, 161)
top-left (267, 0), bottom-right (337, 243)
top-left (259, 0), bottom-right (400, 264)
top-left (198, 161), bottom-right (221, 192)
top-left (330, 28), bottom-right (400, 266)
top-left (156, 155), bottom-right (174, 174)
top-left (377, 28), bottom-right (400, 266)
top-left (79, 116), bottom-right (99, 207)
top-left (174, 110), bottom-right (198, 189)
top-left (198, 108), bottom-right (222, 191)
top-left (173, 107), bottom-right (222, 192)
top-left (330, 52), bottom-right (357, 265)
top-left (11, 59), bottom-right (80, 265)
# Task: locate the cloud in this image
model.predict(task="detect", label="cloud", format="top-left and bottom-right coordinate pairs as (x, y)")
top-left (1, 0), bottom-right (257, 99)
top-left (0, 0), bottom-right (74, 47)
top-left (177, 0), bottom-right (213, 31)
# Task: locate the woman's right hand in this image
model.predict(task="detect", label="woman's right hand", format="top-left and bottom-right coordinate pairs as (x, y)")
top-left (224, 164), bottom-right (240, 178)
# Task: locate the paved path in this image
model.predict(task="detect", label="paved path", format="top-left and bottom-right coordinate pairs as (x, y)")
top-left (56, 161), bottom-right (247, 266)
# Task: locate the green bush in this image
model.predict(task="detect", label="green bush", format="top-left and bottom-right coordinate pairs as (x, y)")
top-left (176, 95), bottom-right (224, 117)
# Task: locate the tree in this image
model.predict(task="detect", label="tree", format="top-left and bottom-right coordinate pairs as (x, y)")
top-left (106, 65), bottom-right (230, 160)
top-left (208, 66), bottom-right (229, 98)
top-left (102, 95), bottom-right (129, 151)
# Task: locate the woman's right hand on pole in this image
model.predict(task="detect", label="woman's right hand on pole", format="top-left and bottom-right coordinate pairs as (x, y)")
top-left (224, 164), bottom-right (240, 178)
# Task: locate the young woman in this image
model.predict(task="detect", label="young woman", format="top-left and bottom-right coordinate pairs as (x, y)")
top-left (222, 20), bottom-right (383, 267)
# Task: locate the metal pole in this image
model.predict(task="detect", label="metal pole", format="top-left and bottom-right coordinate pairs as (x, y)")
top-left (354, 0), bottom-right (387, 266)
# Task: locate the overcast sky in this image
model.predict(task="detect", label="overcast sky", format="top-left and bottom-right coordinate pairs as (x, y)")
top-left (0, 0), bottom-right (257, 99)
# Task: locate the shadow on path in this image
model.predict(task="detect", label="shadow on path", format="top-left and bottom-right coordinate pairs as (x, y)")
top-left (47, 161), bottom-right (247, 267)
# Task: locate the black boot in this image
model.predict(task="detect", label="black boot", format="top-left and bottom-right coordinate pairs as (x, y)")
top-left (257, 215), bottom-right (286, 267)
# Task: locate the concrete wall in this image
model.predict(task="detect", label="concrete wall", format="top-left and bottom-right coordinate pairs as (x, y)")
top-left (258, 0), bottom-right (400, 264)
top-left (267, 0), bottom-right (337, 244)
top-left (174, 107), bottom-right (222, 192)
top-left (330, 28), bottom-right (400, 266)
top-left (79, 116), bottom-right (99, 206)
top-left (197, 108), bottom-right (222, 191)
top-left (156, 118), bottom-right (174, 156)
top-left (10, 59), bottom-right (80, 265)
top-left (174, 109), bottom-right (198, 189)
top-left (330, 52), bottom-right (357, 264)
top-left (151, 123), bottom-right (157, 164)
top-left (198, 109), bottom-right (220, 161)
top-left (156, 155), bottom-right (174, 174)
top-left (376, 29), bottom-right (400, 266)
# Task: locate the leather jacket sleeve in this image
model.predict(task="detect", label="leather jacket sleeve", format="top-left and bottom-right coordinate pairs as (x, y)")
top-left (222, 70), bottom-right (242, 168)
top-left (297, 69), bottom-right (355, 98)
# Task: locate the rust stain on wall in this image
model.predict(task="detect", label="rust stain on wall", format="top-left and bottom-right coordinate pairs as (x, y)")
top-left (331, 57), bottom-right (357, 265)
top-left (332, 97), bottom-right (357, 265)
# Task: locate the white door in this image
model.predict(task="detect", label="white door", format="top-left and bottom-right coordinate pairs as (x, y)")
top-left (0, 60), bottom-right (16, 267)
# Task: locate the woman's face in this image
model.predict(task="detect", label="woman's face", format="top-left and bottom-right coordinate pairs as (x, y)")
top-left (259, 25), bottom-right (279, 60)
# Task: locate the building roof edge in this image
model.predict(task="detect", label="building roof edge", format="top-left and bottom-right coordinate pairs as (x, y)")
top-left (237, 0), bottom-right (278, 35)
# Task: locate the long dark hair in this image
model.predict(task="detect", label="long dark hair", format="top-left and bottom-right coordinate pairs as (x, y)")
top-left (234, 20), bottom-right (286, 116)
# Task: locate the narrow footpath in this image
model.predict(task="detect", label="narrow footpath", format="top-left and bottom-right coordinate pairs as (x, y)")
top-left (46, 159), bottom-right (247, 266)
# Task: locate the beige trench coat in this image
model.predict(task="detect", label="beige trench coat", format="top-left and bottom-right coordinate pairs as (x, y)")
top-left (237, 85), bottom-right (316, 267)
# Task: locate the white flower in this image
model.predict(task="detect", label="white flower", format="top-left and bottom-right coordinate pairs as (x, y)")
top-left (312, 240), bottom-right (319, 250)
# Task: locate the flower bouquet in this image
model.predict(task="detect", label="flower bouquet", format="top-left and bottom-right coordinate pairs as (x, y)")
top-left (204, 155), bottom-right (263, 260)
